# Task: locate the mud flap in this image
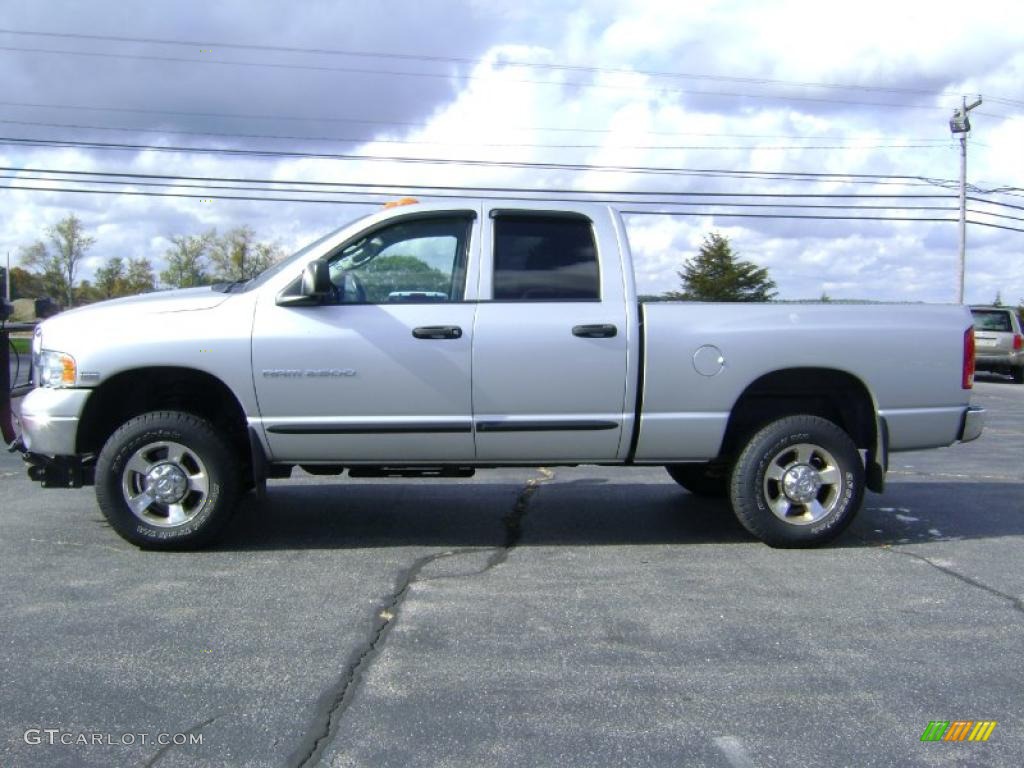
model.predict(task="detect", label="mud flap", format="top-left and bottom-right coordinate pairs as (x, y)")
top-left (865, 415), bottom-right (888, 493)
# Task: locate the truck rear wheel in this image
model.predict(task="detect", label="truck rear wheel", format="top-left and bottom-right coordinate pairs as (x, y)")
top-left (729, 415), bottom-right (864, 547)
top-left (95, 411), bottom-right (240, 549)
top-left (665, 463), bottom-right (729, 497)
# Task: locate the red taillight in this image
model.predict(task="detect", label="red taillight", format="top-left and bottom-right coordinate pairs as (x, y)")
top-left (1014, 334), bottom-right (1023, 351)
top-left (963, 327), bottom-right (975, 389)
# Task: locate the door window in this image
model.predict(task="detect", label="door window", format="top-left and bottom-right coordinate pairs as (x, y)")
top-left (327, 215), bottom-right (473, 303)
top-left (492, 215), bottom-right (599, 301)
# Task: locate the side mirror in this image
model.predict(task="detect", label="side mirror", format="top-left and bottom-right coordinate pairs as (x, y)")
top-left (301, 259), bottom-right (332, 298)
top-left (277, 259), bottom-right (332, 306)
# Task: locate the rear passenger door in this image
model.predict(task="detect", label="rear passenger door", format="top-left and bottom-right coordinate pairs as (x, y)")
top-left (471, 207), bottom-right (629, 462)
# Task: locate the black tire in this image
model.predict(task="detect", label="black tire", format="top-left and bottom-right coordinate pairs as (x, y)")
top-left (1013, 366), bottom-right (1024, 384)
top-left (665, 463), bottom-right (729, 498)
top-left (729, 415), bottom-right (864, 548)
top-left (95, 411), bottom-right (240, 550)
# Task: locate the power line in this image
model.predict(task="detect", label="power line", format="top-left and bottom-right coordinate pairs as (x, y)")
top-left (0, 98), bottom-right (457, 134)
top-left (0, 164), bottom-right (963, 199)
top-left (2, 27), bottom-right (1020, 108)
top-left (623, 209), bottom-right (1024, 232)
top-left (4, 179), bottom-right (1019, 232)
top-left (968, 195), bottom-right (1024, 211)
top-left (4, 179), bottom-right (1021, 232)
top-left (0, 182), bottom-right (376, 206)
top-left (986, 96), bottom-right (1024, 108)
top-left (0, 181), bottom-right (964, 220)
top-left (0, 43), bottom-right (995, 115)
top-left (0, 118), bottom-right (949, 153)
top-left (969, 220), bottom-right (1024, 233)
top-left (0, 172), bottom-right (967, 212)
top-left (0, 135), bottom-right (954, 186)
top-left (0, 100), bottom-right (973, 144)
top-left (966, 208), bottom-right (1024, 224)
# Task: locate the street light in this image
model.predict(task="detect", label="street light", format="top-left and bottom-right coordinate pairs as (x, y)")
top-left (950, 95), bottom-right (982, 304)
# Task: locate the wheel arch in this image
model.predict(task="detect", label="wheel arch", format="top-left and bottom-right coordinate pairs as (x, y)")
top-left (720, 367), bottom-right (884, 491)
top-left (76, 367), bottom-right (251, 465)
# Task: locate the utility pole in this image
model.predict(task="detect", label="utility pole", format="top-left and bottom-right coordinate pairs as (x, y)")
top-left (4, 252), bottom-right (10, 301)
top-left (949, 95), bottom-right (982, 304)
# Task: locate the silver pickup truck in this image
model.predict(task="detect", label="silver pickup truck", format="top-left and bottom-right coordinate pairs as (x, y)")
top-left (16, 199), bottom-right (984, 549)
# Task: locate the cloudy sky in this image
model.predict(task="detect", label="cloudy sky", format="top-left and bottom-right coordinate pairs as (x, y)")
top-left (1, 0), bottom-right (1022, 303)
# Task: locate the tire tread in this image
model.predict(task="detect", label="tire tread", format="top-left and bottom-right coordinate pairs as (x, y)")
top-left (729, 414), bottom-right (863, 548)
top-left (95, 410), bottom-right (240, 550)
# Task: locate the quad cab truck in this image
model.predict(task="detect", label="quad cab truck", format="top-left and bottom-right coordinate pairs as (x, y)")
top-left (15, 199), bottom-right (985, 549)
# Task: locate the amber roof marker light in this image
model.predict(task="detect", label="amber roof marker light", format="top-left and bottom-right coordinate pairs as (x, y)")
top-left (383, 197), bottom-right (419, 209)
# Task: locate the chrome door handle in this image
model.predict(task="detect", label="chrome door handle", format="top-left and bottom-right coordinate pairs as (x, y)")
top-left (572, 324), bottom-right (617, 338)
top-left (412, 325), bottom-right (463, 340)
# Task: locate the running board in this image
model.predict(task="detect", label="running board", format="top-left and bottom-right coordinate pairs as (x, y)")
top-left (347, 466), bottom-right (476, 478)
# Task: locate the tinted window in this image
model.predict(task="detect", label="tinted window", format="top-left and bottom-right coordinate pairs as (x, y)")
top-left (327, 216), bottom-right (472, 303)
top-left (971, 309), bottom-right (1012, 332)
top-left (493, 215), bottom-right (599, 300)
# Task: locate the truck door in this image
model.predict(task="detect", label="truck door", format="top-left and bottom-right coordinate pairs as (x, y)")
top-left (252, 210), bottom-right (479, 463)
top-left (472, 207), bottom-right (630, 462)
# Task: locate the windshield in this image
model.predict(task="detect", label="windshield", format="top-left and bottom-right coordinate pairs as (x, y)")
top-left (241, 212), bottom-right (376, 291)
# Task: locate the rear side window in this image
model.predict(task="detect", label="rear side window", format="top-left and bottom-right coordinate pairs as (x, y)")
top-left (971, 310), bottom-right (1012, 332)
top-left (492, 215), bottom-right (599, 301)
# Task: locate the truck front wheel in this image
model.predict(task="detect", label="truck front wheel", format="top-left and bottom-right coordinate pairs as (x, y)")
top-left (95, 411), bottom-right (240, 549)
top-left (729, 415), bottom-right (864, 547)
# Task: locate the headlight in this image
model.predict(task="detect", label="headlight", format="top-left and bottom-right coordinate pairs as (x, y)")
top-left (36, 350), bottom-right (78, 388)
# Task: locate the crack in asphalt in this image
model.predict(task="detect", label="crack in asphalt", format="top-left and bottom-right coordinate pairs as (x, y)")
top-left (289, 468), bottom-right (554, 768)
top-left (856, 529), bottom-right (1024, 616)
top-left (880, 544), bottom-right (1024, 616)
top-left (487, 467), bottom-right (553, 569)
top-left (888, 468), bottom-right (1022, 482)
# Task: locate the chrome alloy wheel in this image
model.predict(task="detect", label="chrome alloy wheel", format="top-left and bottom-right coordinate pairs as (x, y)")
top-left (120, 440), bottom-right (210, 527)
top-left (762, 442), bottom-right (843, 525)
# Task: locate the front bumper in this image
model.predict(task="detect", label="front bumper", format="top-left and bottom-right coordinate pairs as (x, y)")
top-left (18, 387), bottom-right (91, 455)
top-left (958, 406), bottom-right (985, 443)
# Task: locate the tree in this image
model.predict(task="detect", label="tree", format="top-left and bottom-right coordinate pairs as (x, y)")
top-left (19, 214), bottom-right (96, 307)
top-left (94, 257), bottom-right (127, 299)
top-left (993, 291), bottom-right (1003, 306)
top-left (161, 232), bottom-right (213, 288)
top-left (19, 241), bottom-right (64, 302)
top-left (75, 280), bottom-right (103, 305)
top-left (208, 226), bottom-right (282, 282)
top-left (93, 256), bottom-right (154, 299)
top-left (666, 232), bottom-right (777, 302)
top-left (359, 255), bottom-right (450, 301)
top-left (124, 257), bottom-right (156, 295)
top-left (7, 266), bottom-right (46, 300)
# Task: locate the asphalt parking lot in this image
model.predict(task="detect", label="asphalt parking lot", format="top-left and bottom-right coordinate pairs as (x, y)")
top-left (1, 379), bottom-right (1022, 768)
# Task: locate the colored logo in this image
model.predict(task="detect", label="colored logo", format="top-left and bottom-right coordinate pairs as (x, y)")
top-left (920, 721), bottom-right (997, 742)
